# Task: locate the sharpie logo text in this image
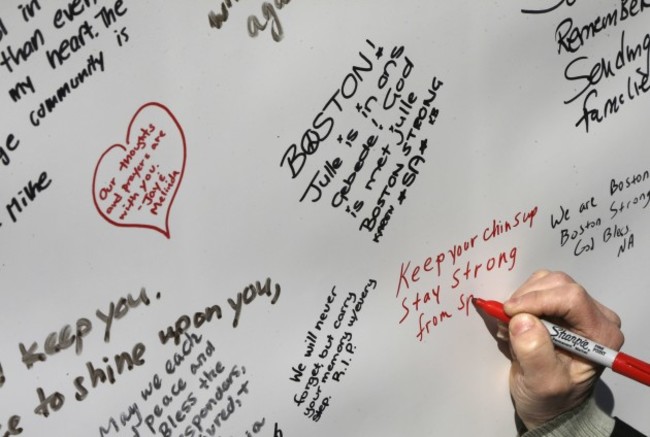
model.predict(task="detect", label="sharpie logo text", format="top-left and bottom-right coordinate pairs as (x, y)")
top-left (550, 326), bottom-right (590, 352)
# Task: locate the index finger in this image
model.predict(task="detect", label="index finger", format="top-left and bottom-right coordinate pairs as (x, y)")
top-left (505, 271), bottom-right (624, 350)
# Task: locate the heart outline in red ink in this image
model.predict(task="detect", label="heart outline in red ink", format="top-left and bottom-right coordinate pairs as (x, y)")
top-left (92, 102), bottom-right (187, 239)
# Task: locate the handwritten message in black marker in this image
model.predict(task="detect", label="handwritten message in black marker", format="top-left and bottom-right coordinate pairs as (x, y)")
top-left (102, 278), bottom-right (282, 437)
top-left (158, 278), bottom-right (281, 346)
top-left (280, 39), bottom-right (444, 243)
top-left (3, 164), bottom-right (52, 228)
top-left (1, 0), bottom-right (129, 126)
top-left (0, 131), bottom-right (26, 231)
top-left (0, 278), bottom-right (281, 435)
top-left (550, 169), bottom-right (648, 257)
top-left (289, 279), bottom-right (376, 422)
top-left (0, 287), bottom-right (158, 435)
top-left (98, 332), bottom-right (268, 437)
top-left (208, 0), bottom-right (293, 43)
top-left (524, 2), bottom-right (650, 132)
top-left (0, 0), bottom-right (131, 232)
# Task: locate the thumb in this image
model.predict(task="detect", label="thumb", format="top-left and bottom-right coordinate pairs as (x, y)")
top-left (508, 314), bottom-right (577, 429)
top-left (509, 313), bottom-right (562, 383)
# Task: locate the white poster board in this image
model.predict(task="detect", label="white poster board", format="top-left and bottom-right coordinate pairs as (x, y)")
top-left (0, 0), bottom-right (649, 435)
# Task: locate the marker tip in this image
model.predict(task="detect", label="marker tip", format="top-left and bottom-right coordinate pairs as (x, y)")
top-left (472, 297), bottom-right (486, 306)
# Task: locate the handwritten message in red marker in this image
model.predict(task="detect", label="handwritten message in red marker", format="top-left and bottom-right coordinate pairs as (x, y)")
top-left (92, 102), bottom-right (186, 238)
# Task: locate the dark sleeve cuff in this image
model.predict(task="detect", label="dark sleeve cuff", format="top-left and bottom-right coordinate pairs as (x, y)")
top-left (612, 417), bottom-right (647, 437)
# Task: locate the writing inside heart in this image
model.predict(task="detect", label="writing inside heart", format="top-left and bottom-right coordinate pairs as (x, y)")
top-left (92, 102), bottom-right (186, 238)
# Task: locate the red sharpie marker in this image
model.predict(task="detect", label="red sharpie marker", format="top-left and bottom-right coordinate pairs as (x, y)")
top-left (473, 298), bottom-right (650, 386)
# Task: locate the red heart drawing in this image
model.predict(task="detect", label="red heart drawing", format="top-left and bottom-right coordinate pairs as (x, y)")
top-left (92, 102), bottom-right (186, 238)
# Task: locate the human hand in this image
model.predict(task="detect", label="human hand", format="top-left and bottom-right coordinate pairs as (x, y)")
top-left (503, 270), bottom-right (624, 430)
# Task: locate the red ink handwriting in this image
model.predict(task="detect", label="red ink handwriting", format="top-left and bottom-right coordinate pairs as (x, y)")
top-left (92, 102), bottom-right (186, 238)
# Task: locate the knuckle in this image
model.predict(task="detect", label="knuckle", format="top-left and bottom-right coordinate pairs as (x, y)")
top-left (564, 283), bottom-right (589, 307)
top-left (530, 269), bottom-right (550, 280)
top-left (548, 270), bottom-right (574, 285)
